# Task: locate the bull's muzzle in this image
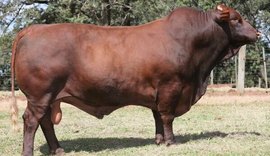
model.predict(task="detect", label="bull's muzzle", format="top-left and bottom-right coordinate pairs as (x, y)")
top-left (256, 31), bottom-right (262, 38)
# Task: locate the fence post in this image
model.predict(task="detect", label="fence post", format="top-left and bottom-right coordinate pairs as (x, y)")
top-left (210, 70), bottom-right (214, 85)
top-left (235, 56), bottom-right (238, 86)
top-left (237, 45), bottom-right (246, 94)
top-left (262, 47), bottom-right (268, 88)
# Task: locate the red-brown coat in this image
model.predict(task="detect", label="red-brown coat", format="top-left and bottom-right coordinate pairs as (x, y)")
top-left (11, 4), bottom-right (259, 155)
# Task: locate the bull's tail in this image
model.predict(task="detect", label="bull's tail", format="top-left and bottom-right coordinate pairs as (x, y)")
top-left (10, 89), bottom-right (18, 132)
top-left (10, 27), bottom-right (30, 131)
top-left (10, 31), bottom-right (20, 132)
top-left (10, 42), bottom-right (18, 131)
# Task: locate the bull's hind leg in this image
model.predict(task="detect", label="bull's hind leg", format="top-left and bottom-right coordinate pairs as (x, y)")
top-left (152, 110), bottom-right (164, 144)
top-left (22, 105), bottom-right (39, 156)
top-left (22, 101), bottom-right (47, 156)
top-left (40, 104), bottom-right (64, 155)
top-left (22, 97), bottom-right (52, 156)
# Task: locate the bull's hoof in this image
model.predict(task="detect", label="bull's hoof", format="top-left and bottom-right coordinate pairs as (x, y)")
top-left (155, 134), bottom-right (165, 145)
top-left (165, 139), bottom-right (175, 146)
top-left (52, 148), bottom-right (65, 156)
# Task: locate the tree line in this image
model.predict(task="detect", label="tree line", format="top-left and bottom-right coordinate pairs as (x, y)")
top-left (0, 0), bottom-right (270, 90)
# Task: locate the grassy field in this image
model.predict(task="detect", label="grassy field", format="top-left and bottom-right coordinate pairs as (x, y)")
top-left (1, 89), bottom-right (270, 155)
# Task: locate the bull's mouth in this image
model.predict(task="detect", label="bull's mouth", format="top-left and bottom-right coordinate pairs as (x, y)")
top-left (236, 34), bottom-right (258, 46)
top-left (241, 30), bottom-right (260, 44)
top-left (248, 36), bottom-right (258, 44)
top-left (248, 31), bottom-right (260, 43)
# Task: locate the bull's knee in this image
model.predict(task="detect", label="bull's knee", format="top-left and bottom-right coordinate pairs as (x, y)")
top-left (51, 102), bottom-right (62, 125)
top-left (161, 114), bottom-right (174, 125)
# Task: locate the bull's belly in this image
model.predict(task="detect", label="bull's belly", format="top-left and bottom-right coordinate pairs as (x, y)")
top-left (62, 96), bottom-right (123, 119)
top-left (60, 95), bottom-right (157, 119)
top-left (56, 83), bottom-right (158, 118)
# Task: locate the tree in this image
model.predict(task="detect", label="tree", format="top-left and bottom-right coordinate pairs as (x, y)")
top-left (0, 32), bottom-right (14, 90)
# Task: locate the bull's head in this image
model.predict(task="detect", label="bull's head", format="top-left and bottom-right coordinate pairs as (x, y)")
top-left (215, 4), bottom-right (260, 47)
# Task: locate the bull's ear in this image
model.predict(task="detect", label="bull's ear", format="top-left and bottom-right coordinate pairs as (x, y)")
top-left (215, 4), bottom-right (230, 22)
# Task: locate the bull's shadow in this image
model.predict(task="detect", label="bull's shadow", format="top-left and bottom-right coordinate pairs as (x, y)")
top-left (39, 131), bottom-right (261, 154)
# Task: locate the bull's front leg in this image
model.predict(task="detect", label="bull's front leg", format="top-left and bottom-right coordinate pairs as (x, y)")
top-left (156, 81), bottom-right (181, 146)
top-left (152, 110), bottom-right (164, 144)
top-left (160, 113), bottom-right (175, 145)
top-left (152, 108), bottom-right (176, 146)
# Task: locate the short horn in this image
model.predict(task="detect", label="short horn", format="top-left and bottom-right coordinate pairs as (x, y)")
top-left (215, 4), bottom-right (230, 22)
top-left (217, 5), bottom-right (224, 11)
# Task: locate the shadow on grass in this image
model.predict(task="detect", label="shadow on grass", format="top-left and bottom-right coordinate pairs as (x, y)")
top-left (39, 131), bottom-right (261, 154)
top-left (175, 131), bottom-right (261, 144)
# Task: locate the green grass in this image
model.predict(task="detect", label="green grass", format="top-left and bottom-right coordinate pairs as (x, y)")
top-left (1, 94), bottom-right (270, 155)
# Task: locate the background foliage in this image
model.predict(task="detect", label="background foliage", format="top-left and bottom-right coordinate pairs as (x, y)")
top-left (0, 0), bottom-right (270, 90)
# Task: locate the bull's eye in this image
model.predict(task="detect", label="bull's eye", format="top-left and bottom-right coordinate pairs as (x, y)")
top-left (231, 18), bottom-right (241, 22)
top-left (230, 18), bottom-right (243, 27)
top-left (231, 19), bottom-right (239, 24)
top-left (238, 18), bottom-right (243, 23)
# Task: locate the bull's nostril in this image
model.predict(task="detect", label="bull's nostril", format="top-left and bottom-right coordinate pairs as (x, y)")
top-left (256, 32), bottom-right (262, 37)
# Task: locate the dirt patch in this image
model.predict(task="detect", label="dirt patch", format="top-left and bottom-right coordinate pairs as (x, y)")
top-left (207, 85), bottom-right (270, 96)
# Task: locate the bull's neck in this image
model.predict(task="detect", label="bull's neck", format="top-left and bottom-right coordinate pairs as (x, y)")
top-left (193, 11), bottom-right (230, 76)
top-left (166, 10), bottom-right (230, 81)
